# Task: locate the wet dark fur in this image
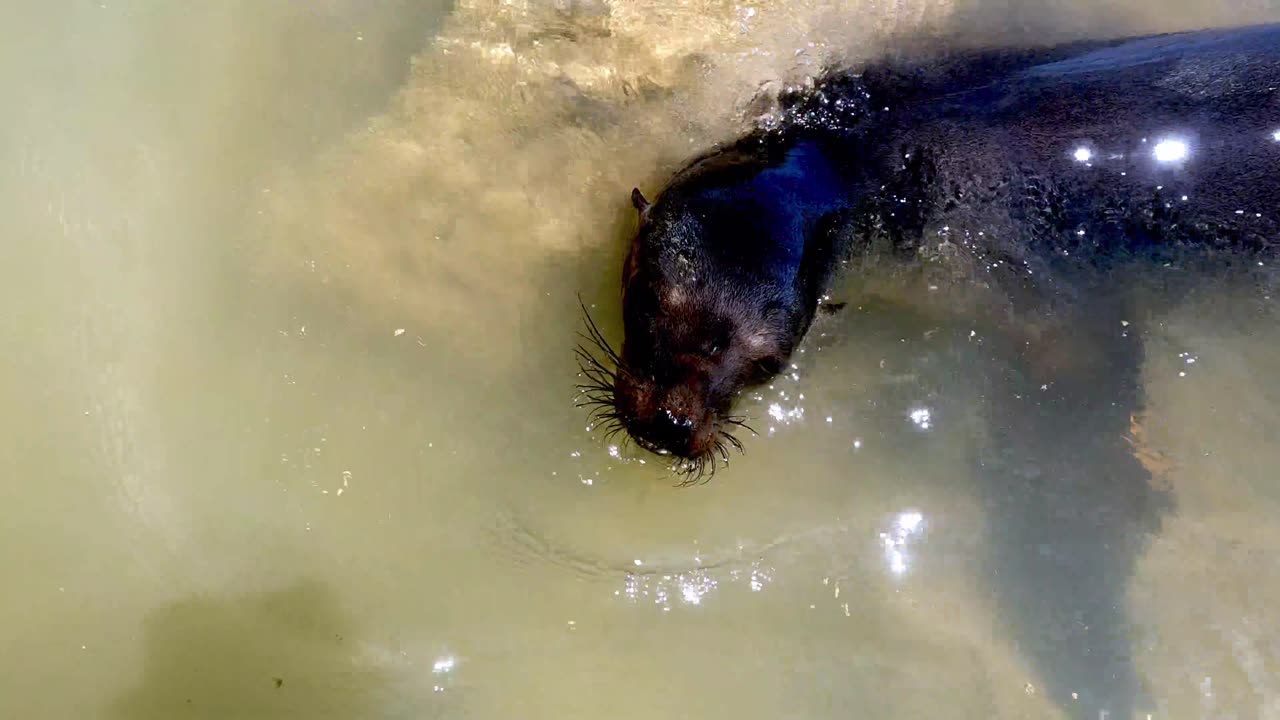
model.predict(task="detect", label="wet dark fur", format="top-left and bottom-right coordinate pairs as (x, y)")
top-left (583, 24), bottom-right (1279, 479)
top-left (577, 22), bottom-right (1280, 717)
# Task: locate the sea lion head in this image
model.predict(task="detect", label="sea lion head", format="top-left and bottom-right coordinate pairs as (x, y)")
top-left (610, 277), bottom-right (740, 463)
top-left (577, 188), bottom-right (791, 483)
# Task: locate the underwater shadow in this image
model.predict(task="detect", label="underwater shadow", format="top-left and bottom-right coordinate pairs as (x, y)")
top-left (972, 291), bottom-right (1172, 720)
top-left (108, 578), bottom-right (415, 720)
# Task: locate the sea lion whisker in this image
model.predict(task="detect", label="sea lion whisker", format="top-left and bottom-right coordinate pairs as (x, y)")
top-left (573, 348), bottom-right (617, 381)
top-left (574, 367), bottom-right (616, 393)
top-left (575, 333), bottom-right (621, 371)
top-left (585, 323), bottom-right (622, 367)
top-left (576, 297), bottom-right (625, 366)
top-left (580, 310), bottom-right (616, 353)
top-left (576, 384), bottom-right (614, 403)
top-left (722, 431), bottom-right (745, 453)
top-left (574, 393), bottom-right (613, 406)
top-left (576, 324), bottom-right (620, 359)
top-left (573, 365), bottom-right (613, 387)
top-left (602, 423), bottom-right (628, 444)
top-left (588, 411), bottom-right (621, 427)
top-left (672, 456), bottom-right (701, 487)
top-left (574, 395), bottom-right (613, 407)
top-left (575, 393), bottom-right (614, 405)
top-left (573, 340), bottom-right (616, 370)
top-left (589, 417), bottom-right (622, 435)
top-left (587, 409), bottom-right (619, 422)
top-left (671, 466), bottom-right (688, 487)
top-left (617, 434), bottom-right (635, 454)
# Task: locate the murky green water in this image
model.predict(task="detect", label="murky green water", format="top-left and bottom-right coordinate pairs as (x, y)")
top-left (3, 2), bottom-right (1279, 718)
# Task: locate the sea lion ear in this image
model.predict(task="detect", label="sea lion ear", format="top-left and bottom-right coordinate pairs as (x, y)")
top-left (631, 187), bottom-right (651, 215)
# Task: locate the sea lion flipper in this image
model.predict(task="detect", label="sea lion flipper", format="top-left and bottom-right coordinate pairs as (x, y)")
top-left (819, 302), bottom-right (847, 315)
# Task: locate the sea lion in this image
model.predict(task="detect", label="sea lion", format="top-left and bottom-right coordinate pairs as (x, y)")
top-left (578, 22), bottom-right (1279, 475)
top-left (576, 21), bottom-right (1280, 719)
top-left (578, 134), bottom-right (861, 477)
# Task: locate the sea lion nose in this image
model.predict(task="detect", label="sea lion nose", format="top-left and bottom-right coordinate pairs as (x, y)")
top-left (615, 373), bottom-right (710, 458)
top-left (627, 399), bottom-right (691, 456)
top-left (643, 406), bottom-right (697, 457)
top-left (659, 406), bottom-right (695, 432)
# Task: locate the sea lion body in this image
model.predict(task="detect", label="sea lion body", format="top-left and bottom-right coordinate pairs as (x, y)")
top-left (598, 22), bottom-right (1280, 719)
top-left (613, 23), bottom-right (1279, 467)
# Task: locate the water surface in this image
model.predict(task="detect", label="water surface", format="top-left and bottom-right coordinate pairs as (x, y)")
top-left (3, 1), bottom-right (1280, 718)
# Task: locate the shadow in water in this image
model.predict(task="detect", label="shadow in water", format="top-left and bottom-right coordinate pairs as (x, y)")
top-left (109, 579), bottom-right (422, 720)
top-left (829, 273), bottom-right (1171, 719)
top-left (974, 292), bottom-right (1172, 720)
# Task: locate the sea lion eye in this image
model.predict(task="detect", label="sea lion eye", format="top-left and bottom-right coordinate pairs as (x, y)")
top-left (756, 356), bottom-right (783, 376)
top-left (702, 331), bottom-right (730, 356)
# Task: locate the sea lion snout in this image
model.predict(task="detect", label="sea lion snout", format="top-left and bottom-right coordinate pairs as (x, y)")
top-left (615, 371), bottom-right (717, 459)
